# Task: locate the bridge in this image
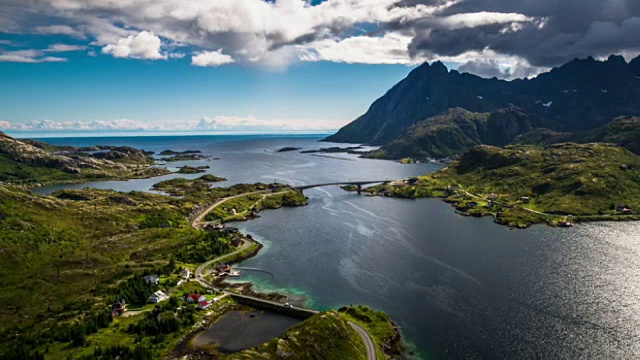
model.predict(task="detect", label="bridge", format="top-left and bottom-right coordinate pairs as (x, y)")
top-left (296, 180), bottom-right (389, 194)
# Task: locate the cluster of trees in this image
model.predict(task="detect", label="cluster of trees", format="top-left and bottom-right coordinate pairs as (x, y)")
top-left (113, 275), bottom-right (159, 307)
top-left (0, 345), bottom-right (45, 360)
top-left (47, 310), bottom-right (113, 347)
top-left (173, 230), bottom-right (232, 263)
top-left (127, 298), bottom-right (197, 338)
top-left (76, 344), bottom-right (153, 360)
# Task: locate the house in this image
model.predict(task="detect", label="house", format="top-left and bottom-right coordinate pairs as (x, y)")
top-left (198, 301), bottom-right (212, 310)
top-left (143, 274), bottom-right (160, 285)
top-left (148, 290), bottom-right (168, 303)
top-left (449, 184), bottom-right (460, 190)
top-left (225, 227), bottom-right (239, 234)
top-left (111, 299), bottom-right (126, 317)
top-left (231, 237), bottom-right (242, 247)
top-left (181, 268), bottom-right (191, 280)
top-left (520, 197), bottom-right (531, 204)
top-left (246, 234), bottom-right (253, 240)
top-left (186, 294), bottom-right (206, 303)
top-left (216, 264), bottom-right (231, 274)
top-left (617, 204), bottom-right (632, 214)
top-left (488, 193), bottom-right (498, 200)
top-left (407, 178), bottom-right (419, 185)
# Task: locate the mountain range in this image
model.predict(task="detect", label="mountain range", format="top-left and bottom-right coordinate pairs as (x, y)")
top-left (326, 55), bottom-right (640, 158)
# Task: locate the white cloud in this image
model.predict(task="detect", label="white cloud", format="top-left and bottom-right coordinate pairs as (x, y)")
top-left (0, 51), bottom-right (68, 63)
top-left (191, 49), bottom-right (235, 67)
top-left (0, 115), bottom-right (346, 133)
top-left (168, 52), bottom-right (186, 59)
top-left (45, 43), bottom-right (87, 52)
top-left (102, 31), bottom-right (166, 60)
top-left (34, 0), bottom-right (468, 68)
top-left (195, 115), bottom-right (345, 131)
top-left (33, 24), bottom-right (84, 38)
top-left (299, 32), bottom-right (418, 65)
top-left (438, 12), bottom-right (535, 30)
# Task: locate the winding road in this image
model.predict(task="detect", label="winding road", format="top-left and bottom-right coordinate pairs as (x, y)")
top-left (348, 321), bottom-right (377, 360)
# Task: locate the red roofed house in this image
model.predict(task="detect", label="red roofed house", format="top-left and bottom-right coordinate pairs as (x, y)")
top-left (198, 301), bottom-right (212, 310)
top-left (187, 294), bottom-right (206, 303)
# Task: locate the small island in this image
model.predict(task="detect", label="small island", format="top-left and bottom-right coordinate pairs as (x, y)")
top-left (366, 143), bottom-right (640, 228)
top-left (176, 165), bottom-right (210, 174)
top-left (276, 146), bottom-right (302, 152)
top-left (159, 149), bottom-right (203, 156)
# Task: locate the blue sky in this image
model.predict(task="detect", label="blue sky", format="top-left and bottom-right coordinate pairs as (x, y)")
top-left (1, 34), bottom-right (415, 134)
top-left (1, 0), bottom-right (638, 135)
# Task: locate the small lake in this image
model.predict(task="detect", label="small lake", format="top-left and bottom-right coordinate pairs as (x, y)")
top-left (191, 310), bottom-right (301, 353)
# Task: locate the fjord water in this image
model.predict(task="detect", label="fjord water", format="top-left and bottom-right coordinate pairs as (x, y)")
top-left (35, 135), bottom-right (640, 359)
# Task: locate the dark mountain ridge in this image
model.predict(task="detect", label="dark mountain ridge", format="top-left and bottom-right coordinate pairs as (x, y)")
top-left (326, 55), bottom-right (640, 145)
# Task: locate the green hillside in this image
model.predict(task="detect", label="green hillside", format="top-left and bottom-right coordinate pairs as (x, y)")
top-left (367, 143), bottom-right (640, 228)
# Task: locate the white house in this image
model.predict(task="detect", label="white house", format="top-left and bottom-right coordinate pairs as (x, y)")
top-left (143, 274), bottom-right (160, 285)
top-left (148, 290), bottom-right (168, 303)
top-left (181, 268), bottom-right (191, 280)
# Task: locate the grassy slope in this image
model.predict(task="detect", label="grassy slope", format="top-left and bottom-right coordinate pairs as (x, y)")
top-left (366, 106), bottom-right (537, 160)
top-left (0, 185), bottom-right (243, 358)
top-left (516, 116), bottom-right (640, 154)
top-left (223, 311), bottom-right (367, 360)
top-left (368, 143), bottom-right (640, 227)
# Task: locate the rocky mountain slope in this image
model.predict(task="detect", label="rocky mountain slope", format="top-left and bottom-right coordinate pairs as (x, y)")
top-left (326, 55), bottom-right (640, 146)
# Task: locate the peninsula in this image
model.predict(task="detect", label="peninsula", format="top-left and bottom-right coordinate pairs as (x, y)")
top-left (365, 143), bottom-right (640, 228)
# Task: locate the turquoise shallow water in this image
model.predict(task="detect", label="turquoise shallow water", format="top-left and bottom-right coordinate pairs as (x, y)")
top-left (35, 135), bottom-right (640, 359)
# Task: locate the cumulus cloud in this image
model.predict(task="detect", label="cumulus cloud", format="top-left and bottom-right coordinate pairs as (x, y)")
top-left (102, 31), bottom-right (166, 60)
top-left (299, 32), bottom-right (417, 65)
top-left (2, 0), bottom-right (640, 77)
top-left (191, 50), bottom-right (235, 67)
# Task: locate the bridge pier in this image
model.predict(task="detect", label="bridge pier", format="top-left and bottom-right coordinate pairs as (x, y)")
top-left (357, 184), bottom-right (362, 195)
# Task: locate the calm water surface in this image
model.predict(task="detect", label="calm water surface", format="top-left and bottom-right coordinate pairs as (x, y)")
top-left (34, 135), bottom-right (640, 359)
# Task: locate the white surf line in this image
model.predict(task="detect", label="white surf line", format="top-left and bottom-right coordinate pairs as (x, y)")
top-left (312, 187), bottom-right (334, 199)
top-left (343, 200), bottom-right (405, 227)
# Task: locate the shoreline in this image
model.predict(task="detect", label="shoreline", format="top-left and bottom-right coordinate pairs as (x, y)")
top-left (357, 186), bottom-right (640, 229)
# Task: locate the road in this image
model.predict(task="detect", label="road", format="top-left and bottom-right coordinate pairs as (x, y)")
top-left (348, 321), bottom-right (377, 360)
top-left (191, 190), bottom-right (267, 228)
top-left (192, 189), bottom-right (293, 228)
top-left (194, 238), bottom-right (252, 288)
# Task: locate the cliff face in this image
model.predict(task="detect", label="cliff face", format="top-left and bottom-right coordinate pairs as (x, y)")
top-left (326, 55), bottom-right (640, 146)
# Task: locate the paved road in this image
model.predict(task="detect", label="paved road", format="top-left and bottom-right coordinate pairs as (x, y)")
top-left (348, 321), bottom-right (377, 360)
top-left (194, 239), bottom-right (252, 287)
top-left (192, 189), bottom-right (292, 228)
top-left (191, 190), bottom-right (268, 228)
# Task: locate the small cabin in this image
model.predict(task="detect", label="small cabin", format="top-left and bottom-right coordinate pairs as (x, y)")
top-left (520, 197), bottom-right (531, 204)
